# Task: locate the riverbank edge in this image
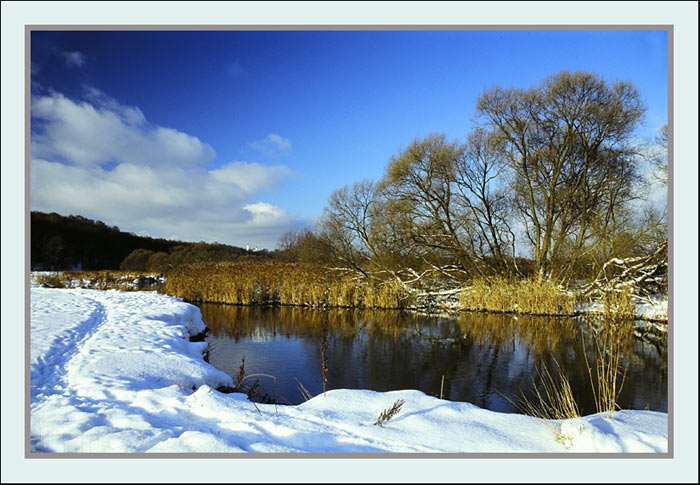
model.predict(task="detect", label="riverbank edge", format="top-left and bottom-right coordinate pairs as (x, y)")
top-left (30, 271), bottom-right (669, 325)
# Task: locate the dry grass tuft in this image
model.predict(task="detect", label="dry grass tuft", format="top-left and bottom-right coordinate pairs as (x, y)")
top-left (515, 360), bottom-right (581, 421)
top-left (219, 355), bottom-right (277, 405)
top-left (233, 356), bottom-right (246, 392)
top-left (584, 313), bottom-right (632, 419)
top-left (374, 399), bottom-right (406, 426)
top-left (33, 272), bottom-right (67, 288)
top-left (320, 322), bottom-right (329, 396)
top-left (294, 377), bottom-right (313, 402)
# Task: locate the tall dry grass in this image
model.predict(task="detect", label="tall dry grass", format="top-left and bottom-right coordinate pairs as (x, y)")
top-left (33, 271), bottom-right (163, 291)
top-left (459, 276), bottom-right (577, 316)
top-left (583, 291), bottom-right (635, 419)
top-left (163, 261), bottom-right (410, 309)
top-left (515, 360), bottom-right (581, 421)
top-left (515, 298), bottom-right (635, 423)
top-left (320, 321), bottom-right (329, 396)
top-left (599, 287), bottom-right (636, 321)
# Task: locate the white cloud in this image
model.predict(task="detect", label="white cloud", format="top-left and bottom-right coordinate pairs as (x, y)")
top-left (249, 133), bottom-right (292, 156)
top-left (639, 163), bottom-right (668, 211)
top-left (630, 139), bottom-right (668, 212)
top-left (62, 51), bottom-right (86, 68)
top-left (244, 202), bottom-right (290, 226)
top-left (31, 91), bottom-right (213, 168)
top-left (210, 161), bottom-right (291, 195)
top-left (82, 86), bottom-right (147, 125)
top-left (30, 91), bottom-right (304, 249)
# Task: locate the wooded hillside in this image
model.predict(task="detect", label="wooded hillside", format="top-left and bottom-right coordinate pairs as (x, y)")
top-left (31, 211), bottom-right (268, 270)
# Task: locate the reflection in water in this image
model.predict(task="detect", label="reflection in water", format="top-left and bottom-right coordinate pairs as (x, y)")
top-left (199, 304), bottom-right (667, 414)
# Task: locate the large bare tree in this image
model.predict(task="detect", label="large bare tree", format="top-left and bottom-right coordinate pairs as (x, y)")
top-left (379, 134), bottom-right (480, 278)
top-left (455, 128), bottom-right (518, 274)
top-left (377, 132), bottom-right (520, 282)
top-left (475, 70), bottom-right (646, 281)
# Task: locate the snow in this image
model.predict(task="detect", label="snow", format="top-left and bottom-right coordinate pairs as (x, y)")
top-left (576, 295), bottom-right (668, 322)
top-left (30, 287), bottom-right (668, 454)
top-left (632, 296), bottom-right (668, 321)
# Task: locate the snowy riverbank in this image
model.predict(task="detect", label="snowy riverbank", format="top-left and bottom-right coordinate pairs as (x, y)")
top-left (30, 287), bottom-right (667, 454)
top-left (31, 271), bottom-right (669, 323)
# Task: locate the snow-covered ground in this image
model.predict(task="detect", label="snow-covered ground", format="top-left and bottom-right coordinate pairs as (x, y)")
top-left (30, 287), bottom-right (668, 454)
top-left (577, 296), bottom-right (668, 322)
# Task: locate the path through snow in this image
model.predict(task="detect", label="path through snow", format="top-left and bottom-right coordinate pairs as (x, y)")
top-left (29, 287), bottom-right (668, 454)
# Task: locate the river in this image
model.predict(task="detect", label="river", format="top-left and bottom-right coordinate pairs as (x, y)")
top-left (198, 303), bottom-right (667, 414)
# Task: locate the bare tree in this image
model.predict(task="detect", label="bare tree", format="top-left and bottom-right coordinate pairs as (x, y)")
top-left (455, 128), bottom-right (518, 274)
top-left (320, 133), bottom-right (523, 287)
top-left (379, 134), bottom-right (489, 280)
top-left (476, 70), bottom-right (646, 281)
top-left (314, 71), bottom-right (656, 293)
top-left (276, 228), bottom-right (325, 263)
top-left (316, 179), bottom-right (378, 278)
top-left (654, 124), bottom-right (668, 185)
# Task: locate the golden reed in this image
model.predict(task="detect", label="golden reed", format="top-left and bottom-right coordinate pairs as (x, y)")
top-left (459, 276), bottom-right (577, 316)
top-left (33, 270), bottom-right (162, 291)
top-left (162, 261), bottom-right (409, 309)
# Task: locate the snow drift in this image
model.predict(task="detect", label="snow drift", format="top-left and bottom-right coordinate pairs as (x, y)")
top-left (30, 287), bottom-right (668, 453)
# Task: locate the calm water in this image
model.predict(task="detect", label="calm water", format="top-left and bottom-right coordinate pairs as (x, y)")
top-left (198, 304), bottom-right (667, 414)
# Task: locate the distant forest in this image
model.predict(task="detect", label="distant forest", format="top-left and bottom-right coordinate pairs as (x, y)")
top-left (31, 211), bottom-right (271, 271)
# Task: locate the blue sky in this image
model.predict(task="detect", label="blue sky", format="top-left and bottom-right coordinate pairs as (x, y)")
top-left (30, 29), bottom-right (668, 249)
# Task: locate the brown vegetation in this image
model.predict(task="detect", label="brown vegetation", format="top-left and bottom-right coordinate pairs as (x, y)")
top-left (583, 294), bottom-right (635, 418)
top-left (374, 399), bottom-right (405, 426)
top-left (514, 361), bottom-right (581, 421)
top-left (459, 277), bottom-right (577, 316)
top-left (164, 260), bottom-right (651, 320)
top-left (33, 270), bottom-right (163, 291)
top-left (310, 71), bottom-right (666, 307)
top-left (120, 241), bottom-right (272, 273)
top-left (162, 261), bottom-right (410, 309)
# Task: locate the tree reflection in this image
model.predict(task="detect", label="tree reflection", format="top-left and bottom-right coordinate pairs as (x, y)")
top-left (198, 304), bottom-right (667, 413)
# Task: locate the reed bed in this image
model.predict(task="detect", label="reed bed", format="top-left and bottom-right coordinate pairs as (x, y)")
top-left (459, 276), bottom-right (578, 316)
top-left (599, 287), bottom-right (637, 321)
top-left (163, 261), bottom-right (410, 309)
top-left (33, 270), bottom-right (163, 291)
